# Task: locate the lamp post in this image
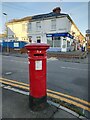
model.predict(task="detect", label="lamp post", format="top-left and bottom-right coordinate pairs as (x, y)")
top-left (3, 12), bottom-right (9, 53)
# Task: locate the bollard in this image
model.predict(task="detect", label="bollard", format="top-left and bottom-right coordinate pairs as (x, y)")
top-left (25, 43), bottom-right (50, 111)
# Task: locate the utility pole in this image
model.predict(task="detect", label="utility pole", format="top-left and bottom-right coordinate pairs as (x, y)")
top-left (3, 12), bottom-right (9, 53)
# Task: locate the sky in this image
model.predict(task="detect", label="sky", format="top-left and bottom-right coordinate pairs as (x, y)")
top-left (1, 2), bottom-right (88, 36)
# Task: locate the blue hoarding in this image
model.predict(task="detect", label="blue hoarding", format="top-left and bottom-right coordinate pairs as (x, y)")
top-left (1, 41), bottom-right (28, 49)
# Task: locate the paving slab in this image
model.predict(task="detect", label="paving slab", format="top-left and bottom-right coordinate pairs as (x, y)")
top-left (0, 87), bottom-right (2, 119)
top-left (2, 88), bottom-right (57, 118)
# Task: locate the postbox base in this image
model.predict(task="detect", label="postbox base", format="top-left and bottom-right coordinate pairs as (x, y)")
top-left (29, 95), bottom-right (48, 111)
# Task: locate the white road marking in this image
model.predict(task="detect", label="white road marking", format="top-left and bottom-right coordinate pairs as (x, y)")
top-left (61, 66), bottom-right (88, 71)
top-left (1, 84), bottom-right (29, 95)
top-left (5, 72), bottom-right (12, 75)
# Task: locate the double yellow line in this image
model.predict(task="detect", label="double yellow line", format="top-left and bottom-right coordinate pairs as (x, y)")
top-left (0, 77), bottom-right (90, 112)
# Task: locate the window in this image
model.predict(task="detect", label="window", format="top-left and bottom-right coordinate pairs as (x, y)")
top-left (22, 37), bottom-right (25, 40)
top-left (54, 37), bottom-right (61, 47)
top-left (36, 22), bottom-right (41, 31)
top-left (28, 22), bottom-right (32, 31)
top-left (47, 37), bottom-right (53, 47)
top-left (51, 19), bottom-right (56, 30)
top-left (47, 37), bottom-right (61, 47)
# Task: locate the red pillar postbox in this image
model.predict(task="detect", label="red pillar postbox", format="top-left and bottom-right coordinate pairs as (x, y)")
top-left (25, 43), bottom-right (50, 111)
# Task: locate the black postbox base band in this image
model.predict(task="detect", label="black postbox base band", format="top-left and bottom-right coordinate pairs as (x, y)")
top-left (29, 95), bottom-right (48, 111)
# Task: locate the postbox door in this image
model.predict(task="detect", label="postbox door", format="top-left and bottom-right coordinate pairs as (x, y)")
top-left (30, 58), bottom-right (47, 98)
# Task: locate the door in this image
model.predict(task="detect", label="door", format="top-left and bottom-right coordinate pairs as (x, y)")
top-left (62, 38), bottom-right (67, 52)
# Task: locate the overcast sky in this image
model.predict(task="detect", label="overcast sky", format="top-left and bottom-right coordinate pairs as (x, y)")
top-left (1, 2), bottom-right (88, 36)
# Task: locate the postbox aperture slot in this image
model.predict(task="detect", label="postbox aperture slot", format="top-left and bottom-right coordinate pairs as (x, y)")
top-left (34, 54), bottom-right (44, 56)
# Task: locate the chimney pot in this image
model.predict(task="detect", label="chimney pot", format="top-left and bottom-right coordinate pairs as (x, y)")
top-left (53, 7), bottom-right (61, 14)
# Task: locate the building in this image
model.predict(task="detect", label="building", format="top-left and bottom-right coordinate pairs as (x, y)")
top-left (7, 7), bottom-right (85, 52)
top-left (6, 17), bottom-right (32, 41)
top-left (86, 29), bottom-right (90, 51)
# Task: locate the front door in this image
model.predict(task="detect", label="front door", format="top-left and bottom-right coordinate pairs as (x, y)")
top-left (37, 36), bottom-right (41, 43)
top-left (62, 39), bottom-right (67, 52)
top-left (37, 39), bottom-right (41, 43)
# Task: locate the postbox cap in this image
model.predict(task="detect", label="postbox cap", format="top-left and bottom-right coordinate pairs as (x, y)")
top-left (25, 43), bottom-right (50, 50)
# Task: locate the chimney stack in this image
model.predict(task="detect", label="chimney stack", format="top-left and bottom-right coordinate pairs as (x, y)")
top-left (53, 7), bottom-right (61, 14)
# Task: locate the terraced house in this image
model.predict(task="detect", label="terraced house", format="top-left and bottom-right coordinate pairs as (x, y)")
top-left (7, 7), bottom-right (85, 52)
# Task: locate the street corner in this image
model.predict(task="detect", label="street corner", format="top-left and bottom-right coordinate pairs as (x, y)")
top-left (2, 88), bottom-right (58, 119)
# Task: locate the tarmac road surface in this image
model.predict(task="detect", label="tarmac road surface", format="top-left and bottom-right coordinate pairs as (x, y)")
top-left (1, 55), bottom-right (88, 101)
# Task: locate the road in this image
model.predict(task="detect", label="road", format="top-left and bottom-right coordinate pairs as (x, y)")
top-left (1, 54), bottom-right (88, 102)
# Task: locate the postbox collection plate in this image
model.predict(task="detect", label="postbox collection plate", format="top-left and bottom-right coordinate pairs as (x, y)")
top-left (35, 60), bottom-right (42, 70)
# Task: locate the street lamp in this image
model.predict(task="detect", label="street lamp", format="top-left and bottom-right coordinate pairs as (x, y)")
top-left (3, 12), bottom-right (9, 53)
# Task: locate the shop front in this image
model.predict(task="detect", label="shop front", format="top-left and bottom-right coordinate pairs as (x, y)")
top-left (46, 32), bottom-right (74, 52)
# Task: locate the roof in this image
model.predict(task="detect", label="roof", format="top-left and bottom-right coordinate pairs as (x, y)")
top-left (32, 12), bottom-right (67, 20)
top-left (8, 16), bottom-right (32, 23)
top-left (8, 12), bottom-right (68, 23)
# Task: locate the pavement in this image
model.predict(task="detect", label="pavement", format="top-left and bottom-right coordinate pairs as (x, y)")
top-left (1, 88), bottom-right (88, 119)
